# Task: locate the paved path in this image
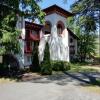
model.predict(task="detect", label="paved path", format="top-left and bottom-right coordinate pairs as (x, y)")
top-left (0, 72), bottom-right (100, 100)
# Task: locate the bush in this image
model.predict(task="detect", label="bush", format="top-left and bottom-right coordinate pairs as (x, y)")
top-left (0, 63), bottom-right (9, 76)
top-left (31, 46), bottom-right (40, 72)
top-left (40, 62), bottom-right (52, 75)
top-left (40, 42), bottom-right (52, 75)
top-left (51, 61), bottom-right (71, 71)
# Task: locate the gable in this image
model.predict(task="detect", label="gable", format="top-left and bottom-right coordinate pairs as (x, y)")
top-left (43, 5), bottom-right (74, 18)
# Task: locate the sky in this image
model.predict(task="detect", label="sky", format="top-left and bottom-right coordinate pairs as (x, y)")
top-left (38, 0), bottom-right (76, 11)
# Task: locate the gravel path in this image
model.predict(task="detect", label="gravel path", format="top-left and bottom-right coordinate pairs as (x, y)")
top-left (0, 72), bottom-right (100, 100)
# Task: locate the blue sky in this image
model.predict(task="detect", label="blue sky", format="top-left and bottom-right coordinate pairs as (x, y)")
top-left (38, 0), bottom-right (75, 11)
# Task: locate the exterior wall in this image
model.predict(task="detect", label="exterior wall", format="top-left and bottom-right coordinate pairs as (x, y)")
top-left (16, 16), bottom-right (25, 68)
top-left (24, 54), bottom-right (32, 66)
top-left (16, 16), bottom-right (32, 68)
top-left (69, 35), bottom-right (77, 55)
top-left (39, 34), bottom-right (50, 62)
top-left (69, 34), bottom-right (78, 61)
top-left (24, 41), bottom-right (32, 66)
top-left (39, 13), bottom-right (70, 62)
top-left (16, 13), bottom-right (78, 68)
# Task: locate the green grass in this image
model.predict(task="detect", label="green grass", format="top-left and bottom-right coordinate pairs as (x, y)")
top-left (68, 63), bottom-right (100, 73)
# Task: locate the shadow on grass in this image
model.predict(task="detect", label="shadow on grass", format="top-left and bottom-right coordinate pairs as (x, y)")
top-left (1, 66), bottom-right (100, 87)
top-left (28, 71), bottom-right (100, 87)
top-left (64, 72), bottom-right (100, 86)
top-left (72, 62), bottom-right (100, 67)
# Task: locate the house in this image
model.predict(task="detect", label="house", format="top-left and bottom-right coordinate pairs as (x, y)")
top-left (16, 5), bottom-right (78, 68)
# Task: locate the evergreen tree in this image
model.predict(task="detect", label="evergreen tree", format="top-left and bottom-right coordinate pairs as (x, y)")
top-left (31, 42), bottom-right (40, 72)
top-left (40, 42), bottom-right (52, 75)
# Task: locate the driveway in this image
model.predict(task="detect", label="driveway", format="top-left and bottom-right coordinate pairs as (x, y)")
top-left (0, 72), bottom-right (100, 100)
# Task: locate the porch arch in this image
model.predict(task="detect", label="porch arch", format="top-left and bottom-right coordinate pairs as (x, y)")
top-left (56, 21), bottom-right (65, 35)
top-left (43, 21), bottom-right (52, 35)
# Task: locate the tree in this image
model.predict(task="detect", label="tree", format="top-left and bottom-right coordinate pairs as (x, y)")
top-left (0, 0), bottom-right (45, 55)
top-left (40, 42), bottom-right (52, 75)
top-left (68, 0), bottom-right (100, 62)
top-left (0, 0), bottom-right (45, 23)
top-left (0, 12), bottom-right (20, 55)
top-left (71, 0), bottom-right (100, 26)
top-left (78, 33), bottom-right (96, 62)
top-left (31, 42), bottom-right (40, 72)
top-left (67, 17), bottom-right (97, 62)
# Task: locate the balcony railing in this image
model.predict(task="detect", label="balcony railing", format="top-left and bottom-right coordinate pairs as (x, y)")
top-left (25, 30), bottom-right (40, 41)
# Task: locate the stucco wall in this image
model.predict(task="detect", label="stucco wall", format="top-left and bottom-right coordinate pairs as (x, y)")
top-left (16, 16), bottom-right (32, 68)
top-left (39, 13), bottom-right (70, 62)
top-left (16, 13), bottom-right (78, 68)
top-left (69, 34), bottom-right (78, 55)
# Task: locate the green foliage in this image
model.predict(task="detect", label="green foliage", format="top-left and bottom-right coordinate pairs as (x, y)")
top-left (40, 62), bottom-right (52, 75)
top-left (0, 12), bottom-right (20, 55)
top-left (31, 42), bottom-right (40, 72)
top-left (40, 42), bottom-right (52, 75)
top-left (67, 17), bottom-right (80, 35)
top-left (51, 61), bottom-right (71, 71)
top-left (0, 0), bottom-right (45, 24)
top-left (78, 33), bottom-right (97, 62)
top-left (67, 17), bottom-right (97, 62)
top-left (71, 0), bottom-right (100, 18)
top-left (19, 0), bottom-right (45, 23)
top-left (67, 0), bottom-right (99, 62)
top-left (68, 63), bottom-right (100, 73)
top-left (71, 0), bottom-right (100, 32)
top-left (0, 0), bottom-right (45, 55)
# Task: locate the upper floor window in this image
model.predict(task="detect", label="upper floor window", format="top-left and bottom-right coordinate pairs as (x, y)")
top-left (57, 24), bottom-right (63, 34)
top-left (43, 21), bottom-right (51, 35)
top-left (57, 21), bottom-right (65, 36)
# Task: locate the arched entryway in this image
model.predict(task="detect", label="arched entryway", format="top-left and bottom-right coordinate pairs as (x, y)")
top-left (57, 21), bottom-right (65, 36)
top-left (43, 21), bottom-right (52, 35)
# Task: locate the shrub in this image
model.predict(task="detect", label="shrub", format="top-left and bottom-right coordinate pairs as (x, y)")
top-left (51, 61), bottom-right (71, 71)
top-left (40, 62), bottom-right (52, 75)
top-left (31, 42), bottom-right (40, 72)
top-left (0, 63), bottom-right (9, 76)
top-left (40, 42), bottom-right (52, 75)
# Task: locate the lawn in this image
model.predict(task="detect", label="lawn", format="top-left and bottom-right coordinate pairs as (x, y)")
top-left (0, 62), bottom-right (100, 84)
top-left (68, 63), bottom-right (100, 73)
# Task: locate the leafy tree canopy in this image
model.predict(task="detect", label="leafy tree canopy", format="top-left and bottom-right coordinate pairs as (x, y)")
top-left (0, 0), bottom-right (45, 55)
top-left (67, 0), bottom-right (100, 62)
top-left (71, 0), bottom-right (100, 32)
top-left (0, 0), bottom-right (45, 23)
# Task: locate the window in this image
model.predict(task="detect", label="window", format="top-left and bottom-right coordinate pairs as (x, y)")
top-left (43, 21), bottom-right (51, 34)
top-left (57, 21), bottom-right (65, 35)
top-left (57, 24), bottom-right (63, 34)
top-left (70, 38), bottom-right (73, 43)
top-left (45, 31), bottom-right (50, 34)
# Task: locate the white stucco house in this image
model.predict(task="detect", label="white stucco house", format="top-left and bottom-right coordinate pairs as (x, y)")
top-left (16, 5), bottom-right (78, 68)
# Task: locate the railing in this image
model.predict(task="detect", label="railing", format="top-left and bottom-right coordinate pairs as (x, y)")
top-left (25, 30), bottom-right (40, 41)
